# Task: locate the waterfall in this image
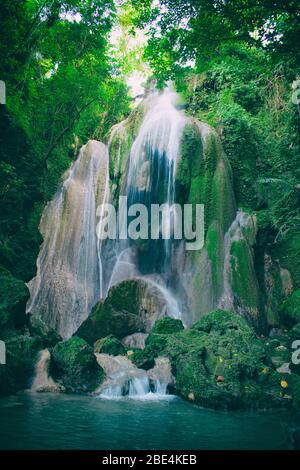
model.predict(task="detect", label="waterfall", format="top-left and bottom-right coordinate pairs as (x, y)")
top-left (31, 349), bottom-right (62, 393)
top-left (95, 354), bottom-right (174, 400)
top-left (27, 141), bottom-right (109, 339)
top-left (104, 86), bottom-right (187, 319)
top-left (27, 84), bottom-right (259, 339)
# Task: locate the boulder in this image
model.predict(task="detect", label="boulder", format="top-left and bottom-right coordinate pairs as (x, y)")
top-left (94, 335), bottom-right (125, 356)
top-left (130, 310), bottom-right (300, 410)
top-left (50, 337), bottom-right (104, 392)
top-left (122, 333), bottom-right (148, 350)
top-left (76, 280), bottom-right (145, 345)
top-left (151, 317), bottom-right (184, 335)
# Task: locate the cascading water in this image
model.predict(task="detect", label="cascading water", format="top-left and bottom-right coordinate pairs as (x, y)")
top-left (102, 86), bottom-right (188, 319)
top-left (96, 354), bottom-right (174, 400)
top-left (26, 141), bottom-right (109, 338)
top-left (27, 83), bottom-right (261, 340)
top-left (31, 349), bottom-right (62, 393)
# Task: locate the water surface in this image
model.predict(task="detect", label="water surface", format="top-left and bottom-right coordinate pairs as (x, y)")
top-left (0, 392), bottom-right (297, 450)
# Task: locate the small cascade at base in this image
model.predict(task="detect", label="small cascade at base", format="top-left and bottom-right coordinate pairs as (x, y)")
top-left (95, 354), bottom-right (174, 400)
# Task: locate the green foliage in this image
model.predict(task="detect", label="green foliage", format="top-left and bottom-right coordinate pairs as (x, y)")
top-left (0, 267), bottom-right (29, 329)
top-left (280, 290), bottom-right (300, 327)
top-left (133, 0), bottom-right (300, 77)
top-left (0, 332), bottom-right (41, 397)
top-left (0, 0), bottom-right (130, 283)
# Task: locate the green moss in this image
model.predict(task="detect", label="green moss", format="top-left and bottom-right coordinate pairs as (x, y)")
top-left (271, 234), bottom-right (300, 289)
top-left (0, 332), bottom-right (40, 396)
top-left (106, 280), bottom-right (141, 315)
top-left (76, 280), bottom-right (145, 345)
top-left (206, 222), bottom-right (224, 300)
top-left (0, 267), bottom-right (29, 329)
top-left (280, 290), bottom-right (300, 327)
top-left (151, 317), bottom-right (184, 334)
top-left (28, 317), bottom-right (61, 348)
top-left (175, 121), bottom-right (203, 204)
top-left (50, 336), bottom-right (104, 392)
top-left (94, 335), bottom-right (125, 356)
top-left (218, 102), bottom-right (260, 208)
top-left (230, 239), bottom-right (259, 312)
top-left (188, 175), bottom-right (205, 205)
top-left (211, 160), bottom-right (235, 233)
top-left (128, 309), bottom-right (298, 410)
top-left (131, 333), bottom-right (168, 370)
top-left (192, 309), bottom-right (254, 335)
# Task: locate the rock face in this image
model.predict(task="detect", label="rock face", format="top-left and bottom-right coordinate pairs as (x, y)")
top-left (107, 91), bottom-right (262, 328)
top-left (50, 337), bottom-right (104, 392)
top-left (122, 333), bottom-right (148, 350)
top-left (131, 310), bottom-right (300, 410)
top-left (26, 140), bottom-right (109, 339)
top-left (75, 278), bottom-right (182, 345)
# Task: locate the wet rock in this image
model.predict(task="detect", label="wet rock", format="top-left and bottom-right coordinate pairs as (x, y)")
top-left (130, 310), bottom-right (300, 410)
top-left (50, 337), bottom-right (104, 392)
top-left (122, 333), bottom-right (148, 350)
top-left (94, 335), bottom-right (125, 356)
top-left (76, 280), bottom-right (145, 345)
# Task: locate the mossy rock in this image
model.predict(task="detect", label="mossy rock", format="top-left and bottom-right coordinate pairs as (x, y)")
top-left (28, 317), bottom-right (61, 348)
top-left (151, 317), bottom-right (184, 335)
top-left (50, 336), bottom-right (104, 392)
top-left (192, 309), bottom-right (253, 336)
top-left (175, 121), bottom-right (203, 204)
top-left (0, 332), bottom-right (40, 396)
top-left (0, 267), bottom-right (29, 329)
top-left (76, 280), bottom-right (145, 345)
top-left (229, 237), bottom-right (263, 329)
top-left (94, 335), bottom-right (125, 356)
top-left (205, 222), bottom-right (224, 301)
top-left (280, 290), bottom-right (300, 327)
top-left (129, 309), bottom-right (300, 410)
top-left (131, 333), bottom-right (169, 370)
top-left (166, 313), bottom-right (289, 409)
